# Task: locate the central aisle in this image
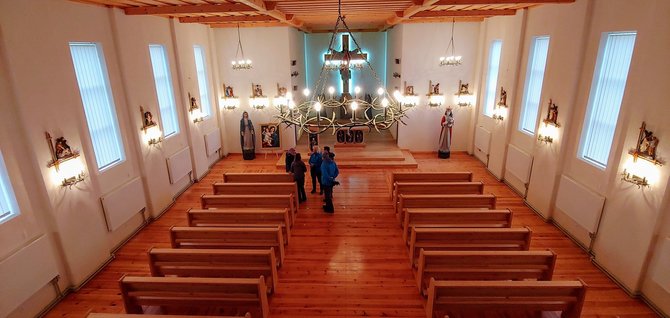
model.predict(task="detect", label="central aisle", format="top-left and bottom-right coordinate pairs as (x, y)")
top-left (270, 165), bottom-right (425, 317)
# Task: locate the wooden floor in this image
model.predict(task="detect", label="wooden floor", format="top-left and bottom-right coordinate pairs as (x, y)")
top-left (45, 152), bottom-right (658, 317)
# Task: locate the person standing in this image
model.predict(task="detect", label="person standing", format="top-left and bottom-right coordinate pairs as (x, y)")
top-left (321, 152), bottom-right (339, 213)
top-left (309, 146), bottom-right (323, 194)
top-left (290, 153), bottom-right (308, 203)
top-left (285, 148), bottom-right (296, 172)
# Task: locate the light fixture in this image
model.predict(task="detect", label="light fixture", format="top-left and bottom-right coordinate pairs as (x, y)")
top-left (427, 80), bottom-right (445, 107)
top-left (231, 24), bottom-right (252, 70)
top-left (621, 122), bottom-right (663, 188)
top-left (273, 0), bottom-right (406, 135)
top-left (454, 80), bottom-right (473, 107)
top-left (188, 93), bottom-right (205, 123)
top-left (439, 19), bottom-right (462, 67)
top-left (538, 99), bottom-right (560, 144)
top-left (220, 84), bottom-right (240, 110)
top-left (250, 83), bottom-right (269, 110)
top-left (45, 132), bottom-right (85, 188)
top-left (274, 84), bottom-right (295, 115)
top-left (398, 81), bottom-right (419, 108)
top-left (492, 86), bottom-right (508, 121)
top-left (140, 106), bottom-right (163, 146)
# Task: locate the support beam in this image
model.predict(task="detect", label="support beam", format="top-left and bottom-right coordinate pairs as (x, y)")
top-left (383, 0), bottom-right (441, 30)
top-left (412, 9), bottom-right (516, 18)
top-left (433, 0), bottom-right (574, 4)
top-left (179, 15), bottom-right (277, 23)
top-left (235, 0), bottom-right (310, 32)
top-left (124, 3), bottom-right (255, 15)
top-left (210, 22), bottom-right (287, 28)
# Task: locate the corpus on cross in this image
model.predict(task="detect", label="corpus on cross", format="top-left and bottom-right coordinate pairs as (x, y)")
top-left (323, 34), bottom-right (368, 98)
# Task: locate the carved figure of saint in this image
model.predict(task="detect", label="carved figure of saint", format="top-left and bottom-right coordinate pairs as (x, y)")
top-left (438, 108), bottom-right (454, 159)
top-left (240, 111), bottom-right (256, 160)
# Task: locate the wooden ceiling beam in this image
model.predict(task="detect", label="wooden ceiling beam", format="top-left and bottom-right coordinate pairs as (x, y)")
top-left (235, 0), bottom-right (310, 32)
top-left (209, 21), bottom-right (287, 28)
top-left (382, 0), bottom-right (441, 30)
top-left (179, 15), bottom-right (277, 23)
top-left (433, 0), bottom-right (574, 4)
top-left (412, 8), bottom-right (516, 17)
top-left (124, 3), bottom-right (256, 15)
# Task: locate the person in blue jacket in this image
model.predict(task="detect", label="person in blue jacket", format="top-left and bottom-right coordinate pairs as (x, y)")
top-left (309, 146), bottom-right (323, 194)
top-left (321, 152), bottom-right (339, 213)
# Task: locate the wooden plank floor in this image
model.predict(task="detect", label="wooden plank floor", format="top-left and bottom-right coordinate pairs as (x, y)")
top-left (45, 152), bottom-right (658, 317)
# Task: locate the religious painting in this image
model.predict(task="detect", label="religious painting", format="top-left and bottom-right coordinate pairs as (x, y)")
top-left (46, 132), bottom-right (79, 166)
top-left (354, 130), bottom-right (364, 143)
top-left (308, 132), bottom-right (319, 152)
top-left (336, 130), bottom-right (346, 144)
top-left (632, 122), bottom-right (659, 161)
top-left (543, 99), bottom-right (559, 126)
top-left (260, 123), bottom-right (281, 149)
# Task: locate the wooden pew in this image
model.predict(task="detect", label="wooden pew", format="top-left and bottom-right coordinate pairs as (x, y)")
top-left (188, 208), bottom-right (291, 244)
top-left (201, 194), bottom-right (297, 226)
top-left (148, 247), bottom-right (278, 294)
top-left (408, 227), bottom-right (532, 267)
top-left (170, 226), bottom-right (285, 266)
top-left (213, 182), bottom-right (299, 208)
top-left (402, 208), bottom-right (512, 244)
top-left (88, 313), bottom-right (251, 318)
top-left (416, 250), bottom-right (557, 295)
top-left (392, 181), bottom-right (484, 213)
top-left (223, 172), bottom-right (294, 183)
top-left (425, 279), bottom-right (587, 318)
top-left (389, 171), bottom-right (472, 198)
top-left (397, 194), bottom-right (497, 224)
top-left (119, 276), bottom-right (269, 317)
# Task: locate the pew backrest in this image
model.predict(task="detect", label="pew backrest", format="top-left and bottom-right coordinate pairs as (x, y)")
top-left (223, 172), bottom-right (294, 183)
top-left (402, 209), bottom-right (512, 244)
top-left (87, 314), bottom-right (251, 318)
top-left (416, 250), bottom-right (556, 295)
top-left (397, 194), bottom-right (497, 224)
top-left (119, 276), bottom-right (268, 318)
top-left (425, 279), bottom-right (586, 318)
top-left (390, 172), bottom-right (473, 198)
top-left (148, 247), bottom-right (278, 294)
top-left (201, 194), bottom-right (296, 226)
top-left (213, 182), bottom-right (298, 207)
top-left (393, 181), bottom-right (484, 212)
top-left (188, 209), bottom-right (291, 244)
top-left (170, 226), bottom-right (285, 266)
top-left (408, 227), bottom-right (532, 267)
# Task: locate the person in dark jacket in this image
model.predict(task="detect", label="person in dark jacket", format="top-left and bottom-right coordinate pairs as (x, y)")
top-left (320, 152), bottom-right (339, 213)
top-left (309, 146), bottom-right (323, 194)
top-left (290, 153), bottom-right (308, 202)
top-left (285, 148), bottom-right (296, 172)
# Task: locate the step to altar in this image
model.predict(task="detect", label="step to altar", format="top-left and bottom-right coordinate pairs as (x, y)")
top-left (275, 149), bottom-right (417, 169)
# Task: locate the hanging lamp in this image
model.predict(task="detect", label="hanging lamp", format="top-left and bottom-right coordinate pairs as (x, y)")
top-left (231, 24), bottom-right (252, 70)
top-left (439, 19), bottom-right (462, 67)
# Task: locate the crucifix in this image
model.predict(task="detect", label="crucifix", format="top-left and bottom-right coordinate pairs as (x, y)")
top-left (323, 34), bottom-right (368, 97)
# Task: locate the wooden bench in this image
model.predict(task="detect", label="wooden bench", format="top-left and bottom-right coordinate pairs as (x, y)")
top-left (393, 181), bottom-right (484, 213)
top-left (170, 226), bottom-right (285, 266)
top-left (416, 250), bottom-right (557, 295)
top-left (88, 313), bottom-right (251, 318)
top-left (402, 208), bottom-right (512, 244)
top-left (397, 194), bottom-right (497, 224)
top-left (408, 227), bottom-right (532, 267)
top-left (223, 172), bottom-right (294, 183)
top-left (213, 182), bottom-right (299, 208)
top-left (148, 247), bottom-right (278, 294)
top-left (119, 276), bottom-right (268, 317)
top-left (201, 194), bottom-right (297, 226)
top-left (389, 171), bottom-right (473, 198)
top-left (188, 208), bottom-right (291, 244)
top-left (425, 279), bottom-right (587, 318)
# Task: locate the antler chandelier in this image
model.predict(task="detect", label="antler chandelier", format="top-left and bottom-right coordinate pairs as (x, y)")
top-left (231, 24), bottom-right (252, 70)
top-left (439, 19), bottom-right (462, 67)
top-left (274, 0), bottom-right (407, 135)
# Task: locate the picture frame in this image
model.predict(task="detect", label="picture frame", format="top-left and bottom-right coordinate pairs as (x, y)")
top-left (260, 123), bottom-right (281, 149)
top-left (308, 132), bottom-right (319, 152)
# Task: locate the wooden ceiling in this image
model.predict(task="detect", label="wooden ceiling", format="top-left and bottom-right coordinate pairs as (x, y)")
top-left (72, 0), bottom-right (575, 32)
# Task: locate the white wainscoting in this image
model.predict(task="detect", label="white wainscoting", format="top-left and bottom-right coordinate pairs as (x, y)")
top-left (101, 177), bottom-right (146, 232)
top-left (167, 147), bottom-right (192, 184)
top-left (553, 175), bottom-right (606, 248)
top-left (504, 144), bottom-right (533, 197)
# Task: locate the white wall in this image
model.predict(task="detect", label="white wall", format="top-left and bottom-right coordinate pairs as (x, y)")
top-left (385, 25), bottom-right (404, 141)
top-left (397, 22), bottom-right (481, 152)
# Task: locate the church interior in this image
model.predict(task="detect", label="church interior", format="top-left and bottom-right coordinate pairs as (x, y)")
top-left (0, 0), bottom-right (669, 317)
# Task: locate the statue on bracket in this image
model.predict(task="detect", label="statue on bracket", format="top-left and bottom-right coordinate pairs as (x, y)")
top-left (240, 111), bottom-right (256, 160)
top-left (438, 107), bottom-right (455, 159)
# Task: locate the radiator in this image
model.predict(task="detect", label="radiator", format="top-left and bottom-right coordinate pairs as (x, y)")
top-left (0, 235), bottom-right (59, 317)
top-left (651, 237), bottom-right (670, 293)
top-left (204, 129), bottom-right (221, 157)
top-left (554, 175), bottom-right (605, 247)
top-left (504, 144), bottom-right (533, 196)
top-left (474, 126), bottom-right (491, 164)
top-left (101, 177), bottom-right (146, 232)
top-left (167, 147), bottom-right (192, 184)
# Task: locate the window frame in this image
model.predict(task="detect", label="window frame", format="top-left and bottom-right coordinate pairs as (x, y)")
top-left (483, 40), bottom-right (503, 117)
top-left (0, 150), bottom-right (20, 224)
top-left (148, 44), bottom-right (180, 139)
top-left (193, 45), bottom-right (212, 118)
top-left (518, 36), bottom-right (550, 136)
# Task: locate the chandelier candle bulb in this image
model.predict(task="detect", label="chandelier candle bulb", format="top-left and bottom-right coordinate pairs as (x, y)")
top-left (303, 88), bottom-right (310, 97)
top-left (377, 87), bottom-right (384, 96)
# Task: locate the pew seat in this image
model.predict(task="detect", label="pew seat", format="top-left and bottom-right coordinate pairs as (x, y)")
top-left (213, 182), bottom-right (298, 208)
top-left (397, 194), bottom-right (497, 224)
top-left (402, 208), bottom-right (512, 244)
top-left (393, 181), bottom-right (484, 213)
top-left (223, 172), bottom-right (293, 183)
top-left (201, 194), bottom-right (296, 226)
top-left (188, 208), bottom-right (291, 244)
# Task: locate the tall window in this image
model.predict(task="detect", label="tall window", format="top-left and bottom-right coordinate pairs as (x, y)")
top-left (70, 43), bottom-right (125, 171)
top-left (483, 40), bottom-right (503, 116)
top-left (519, 36), bottom-right (550, 134)
top-left (193, 45), bottom-right (211, 117)
top-left (149, 45), bottom-right (179, 137)
top-left (0, 151), bottom-right (19, 223)
top-left (579, 32), bottom-right (636, 168)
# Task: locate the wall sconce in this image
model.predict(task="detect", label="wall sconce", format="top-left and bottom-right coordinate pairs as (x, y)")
top-left (393, 72), bottom-right (401, 78)
top-left (250, 83), bottom-right (269, 110)
top-left (621, 121), bottom-right (663, 188)
top-left (188, 92), bottom-right (205, 123)
top-left (538, 99), bottom-right (560, 143)
top-left (140, 106), bottom-right (163, 146)
top-left (290, 71), bottom-right (299, 77)
top-left (427, 80), bottom-right (445, 107)
top-left (45, 132), bottom-right (85, 188)
top-left (399, 81), bottom-right (419, 108)
top-left (492, 86), bottom-right (508, 121)
top-left (220, 84), bottom-right (240, 110)
top-left (454, 80), bottom-right (473, 107)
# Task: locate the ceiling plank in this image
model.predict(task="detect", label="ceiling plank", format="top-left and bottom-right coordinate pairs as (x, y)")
top-left (179, 15), bottom-right (277, 23)
top-left (209, 21), bottom-right (287, 28)
top-left (412, 8), bottom-right (516, 17)
top-left (383, 0), bottom-right (441, 30)
top-left (236, 0), bottom-right (310, 32)
top-left (124, 3), bottom-right (256, 15)
top-left (433, 0), bottom-right (574, 4)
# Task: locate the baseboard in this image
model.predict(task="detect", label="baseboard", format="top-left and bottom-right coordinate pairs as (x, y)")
top-left (640, 293), bottom-right (670, 318)
top-left (591, 258), bottom-right (638, 297)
